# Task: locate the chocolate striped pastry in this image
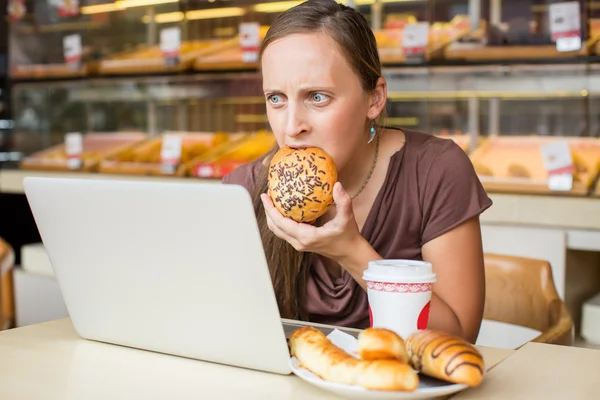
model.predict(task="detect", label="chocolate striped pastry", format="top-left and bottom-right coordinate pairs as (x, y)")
top-left (289, 327), bottom-right (419, 391)
top-left (405, 330), bottom-right (484, 387)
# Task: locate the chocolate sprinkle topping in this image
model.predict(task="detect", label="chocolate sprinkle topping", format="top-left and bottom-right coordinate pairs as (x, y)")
top-left (269, 148), bottom-right (335, 221)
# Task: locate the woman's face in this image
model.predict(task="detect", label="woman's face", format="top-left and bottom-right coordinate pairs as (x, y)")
top-left (261, 32), bottom-right (378, 173)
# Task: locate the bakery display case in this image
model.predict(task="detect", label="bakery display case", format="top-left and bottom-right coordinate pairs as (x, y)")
top-left (5, 0), bottom-right (600, 195)
top-left (9, 63), bottom-right (600, 188)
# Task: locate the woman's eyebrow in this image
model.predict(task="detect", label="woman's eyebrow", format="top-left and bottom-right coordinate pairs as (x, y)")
top-left (298, 86), bottom-right (336, 92)
top-left (262, 86), bottom-right (336, 94)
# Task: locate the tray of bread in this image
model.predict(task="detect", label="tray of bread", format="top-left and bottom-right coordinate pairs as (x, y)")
top-left (469, 135), bottom-right (600, 196)
top-left (289, 327), bottom-right (484, 399)
top-left (98, 39), bottom-right (238, 75)
top-left (187, 130), bottom-right (276, 178)
top-left (98, 131), bottom-right (236, 177)
top-left (446, 18), bottom-right (600, 61)
top-left (375, 15), bottom-right (471, 64)
top-left (10, 62), bottom-right (96, 80)
top-left (20, 132), bottom-right (147, 172)
top-left (193, 26), bottom-right (270, 71)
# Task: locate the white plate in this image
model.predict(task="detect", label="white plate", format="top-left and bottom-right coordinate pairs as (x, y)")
top-left (290, 357), bottom-right (469, 400)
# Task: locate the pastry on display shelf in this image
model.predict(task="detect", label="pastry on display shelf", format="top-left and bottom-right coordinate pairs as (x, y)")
top-left (188, 130), bottom-right (276, 179)
top-left (98, 39), bottom-right (238, 75)
top-left (375, 15), bottom-right (472, 64)
top-left (469, 135), bottom-right (600, 195)
top-left (98, 131), bottom-right (234, 176)
top-left (193, 26), bottom-right (270, 71)
top-left (446, 18), bottom-right (600, 61)
top-left (10, 62), bottom-right (97, 80)
top-left (19, 132), bottom-right (147, 172)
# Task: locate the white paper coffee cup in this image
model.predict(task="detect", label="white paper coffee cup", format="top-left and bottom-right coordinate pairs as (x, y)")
top-left (363, 260), bottom-right (437, 339)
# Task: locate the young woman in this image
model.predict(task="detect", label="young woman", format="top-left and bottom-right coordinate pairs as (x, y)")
top-left (223, 0), bottom-right (492, 343)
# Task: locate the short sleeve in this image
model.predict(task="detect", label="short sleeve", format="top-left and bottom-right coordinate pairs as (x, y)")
top-left (420, 142), bottom-right (492, 245)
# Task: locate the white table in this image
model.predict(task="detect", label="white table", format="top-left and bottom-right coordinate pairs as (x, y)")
top-left (0, 319), bottom-right (515, 400)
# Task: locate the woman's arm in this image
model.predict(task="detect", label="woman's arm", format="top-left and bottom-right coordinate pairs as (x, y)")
top-left (421, 215), bottom-right (486, 343)
top-left (340, 215), bottom-right (486, 343)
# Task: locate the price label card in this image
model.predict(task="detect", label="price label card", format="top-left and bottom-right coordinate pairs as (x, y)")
top-left (65, 132), bottom-right (83, 170)
top-left (160, 27), bottom-right (181, 66)
top-left (63, 34), bottom-right (82, 68)
top-left (549, 1), bottom-right (581, 52)
top-left (403, 22), bottom-right (429, 63)
top-left (160, 134), bottom-right (183, 174)
top-left (7, 0), bottom-right (26, 22)
top-left (540, 140), bottom-right (574, 191)
top-left (239, 22), bottom-right (261, 63)
top-left (194, 164), bottom-right (215, 178)
top-left (58, 0), bottom-right (79, 18)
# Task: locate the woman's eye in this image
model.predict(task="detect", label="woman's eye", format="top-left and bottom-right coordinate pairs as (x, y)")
top-left (268, 94), bottom-right (282, 104)
top-left (311, 93), bottom-right (329, 103)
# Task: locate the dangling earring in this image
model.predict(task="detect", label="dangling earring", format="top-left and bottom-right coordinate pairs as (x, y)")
top-left (368, 120), bottom-right (376, 144)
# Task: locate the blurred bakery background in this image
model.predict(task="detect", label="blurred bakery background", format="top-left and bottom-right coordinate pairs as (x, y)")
top-left (1, 0), bottom-right (600, 350)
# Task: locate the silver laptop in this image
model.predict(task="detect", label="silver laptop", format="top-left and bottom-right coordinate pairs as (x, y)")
top-left (23, 177), bottom-right (359, 375)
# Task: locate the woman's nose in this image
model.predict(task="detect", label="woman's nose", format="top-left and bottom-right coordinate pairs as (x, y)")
top-left (284, 104), bottom-right (309, 138)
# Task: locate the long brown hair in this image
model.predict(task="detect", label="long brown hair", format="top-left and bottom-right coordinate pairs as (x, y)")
top-left (253, 0), bottom-right (384, 320)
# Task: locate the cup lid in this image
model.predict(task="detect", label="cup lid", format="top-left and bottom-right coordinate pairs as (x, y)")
top-left (363, 259), bottom-right (437, 283)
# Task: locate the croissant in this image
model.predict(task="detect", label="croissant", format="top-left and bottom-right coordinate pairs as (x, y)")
top-left (356, 328), bottom-right (410, 364)
top-left (289, 327), bottom-right (419, 392)
top-left (405, 329), bottom-right (484, 387)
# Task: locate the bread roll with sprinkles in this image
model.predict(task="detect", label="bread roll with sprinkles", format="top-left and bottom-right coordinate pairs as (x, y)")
top-left (268, 146), bottom-right (338, 223)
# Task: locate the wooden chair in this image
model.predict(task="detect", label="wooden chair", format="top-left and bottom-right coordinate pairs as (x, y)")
top-left (0, 238), bottom-right (16, 330)
top-left (483, 253), bottom-right (574, 347)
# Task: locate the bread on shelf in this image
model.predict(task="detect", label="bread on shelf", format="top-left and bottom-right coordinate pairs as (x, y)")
top-left (187, 130), bottom-right (276, 179)
top-left (193, 27), bottom-right (270, 71)
top-left (98, 131), bottom-right (232, 176)
top-left (469, 135), bottom-right (600, 195)
top-left (98, 39), bottom-right (239, 75)
top-left (10, 62), bottom-right (97, 80)
top-left (19, 132), bottom-right (147, 172)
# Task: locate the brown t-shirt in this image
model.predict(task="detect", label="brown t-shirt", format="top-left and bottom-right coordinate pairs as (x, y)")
top-left (222, 129), bottom-right (492, 329)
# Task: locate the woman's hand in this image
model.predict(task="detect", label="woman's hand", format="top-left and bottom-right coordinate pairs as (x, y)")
top-left (260, 182), bottom-right (361, 262)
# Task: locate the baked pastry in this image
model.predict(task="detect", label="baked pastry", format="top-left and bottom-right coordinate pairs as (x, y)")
top-left (473, 162), bottom-right (493, 177)
top-left (508, 163), bottom-right (530, 178)
top-left (357, 328), bottom-right (410, 364)
top-left (289, 327), bottom-right (418, 391)
top-left (405, 329), bottom-right (484, 387)
top-left (267, 146), bottom-right (337, 223)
